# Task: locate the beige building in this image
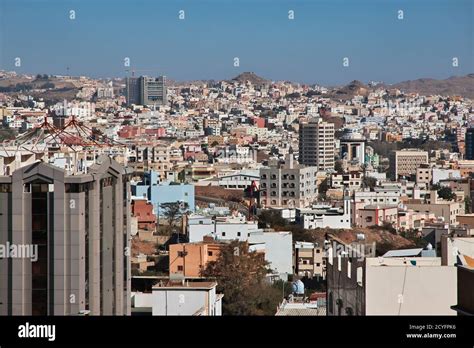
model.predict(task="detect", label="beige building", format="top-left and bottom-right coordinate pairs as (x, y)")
top-left (326, 236), bottom-right (457, 316)
top-left (405, 191), bottom-right (465, 226)
top-left (260, 154), bottom-right (319, 209)
top-left (299, 118), bottom-right (335, 172)
top-left (355, 204), bottom-right (398, 228)
top-left (293, 241), bottom-right (325, 279)
top-left (389, 149), bottom-right (428, 180)
top-left (416, 165), bottom-right (432, 186)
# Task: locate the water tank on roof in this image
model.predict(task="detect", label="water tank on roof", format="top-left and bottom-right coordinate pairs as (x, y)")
top-left (292, 279), bottom-right (305, 295)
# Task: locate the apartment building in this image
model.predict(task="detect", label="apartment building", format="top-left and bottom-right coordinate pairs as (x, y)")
top-left (0, 156), bottom-right (132, 315)
top-left (169, 240), bottom-right (223, 278)
top-left (293, 241), bottom-right (325, 279)
top-left (405, 191), bottom-right (465, 226)
top-left (299, 118), bottom-right (335, 172)
top-left (296, 191), bottom-right (351, 229)
top-left (260, 154), bottom-right (319, 209)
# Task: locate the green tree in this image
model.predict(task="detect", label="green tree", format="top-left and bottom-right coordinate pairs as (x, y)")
top-left (159, 201), bottom-right (189, 234)
top-left (201, 240), bottom-right (282, 315)
top-left (436, 186), bottom-right (456, 201)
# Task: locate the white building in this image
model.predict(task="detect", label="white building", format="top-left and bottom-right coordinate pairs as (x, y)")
top-left (296, 192), bottom-right (351, 229)
top-left (133, 281), bottom-right (223, 316)
top-left (248, 231), bottom-right (293, 280)
top-left (188, 215), bottom-right (261, 242)
top-left (354, 186), bottom-right (401, 206)
top-left (218, 169), bottom-right (259, 189)
top-left (187, 215), bottom-right (293, 280)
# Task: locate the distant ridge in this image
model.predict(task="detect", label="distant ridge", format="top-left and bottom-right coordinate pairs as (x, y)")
top-left (391, 74), bottom-right (474, 99)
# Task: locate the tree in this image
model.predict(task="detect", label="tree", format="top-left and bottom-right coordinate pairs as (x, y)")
top-left (257, 210), bottom-right (287, 229)
top-left (436, 186), bottom-right (456, 201)
top-left (318, 178), bottom-right (330, 200)
top-left (201, 240), bottom-right (282, 315)
top-left (361, 176), bottom-right (377, 190)
top-left (159, 201), bottom-right (188, 234)
top-left (334, 160), bottom-right (344, 174)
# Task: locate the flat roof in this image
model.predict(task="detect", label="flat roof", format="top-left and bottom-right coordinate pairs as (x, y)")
top-left (152, 281), bottom-right (217, 290)
top-left (383, 248), bottom-right (423, 258)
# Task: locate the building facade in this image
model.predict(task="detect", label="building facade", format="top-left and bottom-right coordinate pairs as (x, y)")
top-left (299, 118), bottom-right (335, 172)
top-left (0, 156), bottom-right (132, 315)
top-left (389, 149), bottom-right (428, 180)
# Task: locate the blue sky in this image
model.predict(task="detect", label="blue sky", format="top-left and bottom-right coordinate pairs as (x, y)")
top-left (0, 0), bottom-right (472, 85)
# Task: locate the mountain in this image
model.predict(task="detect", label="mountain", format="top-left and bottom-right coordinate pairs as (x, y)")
top-left (391, 74), bottom-right (474, 99)
top-left (231, 72), bottom-right (269, 85)
top-left (329, 80), bottom-right (370, 100)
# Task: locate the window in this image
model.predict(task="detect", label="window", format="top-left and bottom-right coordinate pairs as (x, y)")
top-left (177, 266), bottom-right (183, 271)
top-left (222, 232), bottom-right (226, 237)
top-left (208, 251), bottom-right (213, 256)
top-left (316, 263), bottom-right (321, 267)
top-left (237, 232), bottom-right (241, 237)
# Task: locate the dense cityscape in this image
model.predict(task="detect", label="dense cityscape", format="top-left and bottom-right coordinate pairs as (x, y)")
top-left (0, 68), bottom-right (473, 318)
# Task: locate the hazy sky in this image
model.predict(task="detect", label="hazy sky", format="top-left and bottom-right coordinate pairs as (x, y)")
top-left (0, 0), bottom-right (473, 85)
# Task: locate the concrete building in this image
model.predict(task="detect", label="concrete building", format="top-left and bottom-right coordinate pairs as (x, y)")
top-left (125, 77), bottom-right (141, 105)
top-left (299, 118), bottom-right (335, 172)
top-left (125, 75), bottom-right (167, 107)
top-left (247, 231), bottom-right (293, 280)
top-left (451, 265), bottom-right (474, 315)
top-left (465, 127), bottom-right (474, 160)
top-left (186, 215), bottom-right (293, 280)
top-left (326, 237), bottom-right (457, 316)
top-left (131, 198), bottom-right (156, 231)
top-left (416, 165), bottom-right (432, 186)
top-left (293, 241), bottom-right (325, 279)
top-left (169, 239), bottom-right (223, 278)
top-left (389, 149), bottom-right (428, 180)
top-left (217, 170), bottom-right (259, 189)
top-left (353, 186), bottom-right (401, 206)
top-left (187, 215), bottom-right (261, 243)
top-left (151, 281), bottom-right (223, 316)
top-left (331, 172), bottom-right (362, 191)
top-left (296, 191), bottom-right (351, 229)
top-left (340, 133), bottom-right (366, 166)
top-left (260, 154), bottom-right (319, 209)
top-left (355, 204), bottom-right (398, 228)
top-left (405, 191), bottom-right (465, 226)
top-left (141, 76), bottom-right (167, 106)
top-left (0, 156), bottom-right (132, 315)
top-left (132, 170), bottom-right (195, 217)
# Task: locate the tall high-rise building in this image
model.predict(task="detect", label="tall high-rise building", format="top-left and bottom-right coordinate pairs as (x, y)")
top-left (125, 77), bottom-right (141, 105)
top-left (125, 76), bottom-right (167, 107)
top-left (0, 156), bottom-right (132, 315)
top-left (465, 128), bottom-right (474, 160)
top-left (299, 118), bottom-right (335, 172)
top-left (140, 76), bottom-right (167, 106)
